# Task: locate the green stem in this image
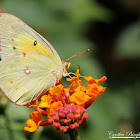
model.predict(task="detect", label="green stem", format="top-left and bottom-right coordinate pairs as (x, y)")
top-left (68, 129), bottom-right (81, 140)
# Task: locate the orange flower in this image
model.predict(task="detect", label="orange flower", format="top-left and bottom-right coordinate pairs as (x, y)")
top-left (24, 111), bottom-right (42, 132)
top-left (49, 84), bottom-right (64, 99)
top-left (26, 100), bottom-right (38, 110)
top-left (75, 69), bottom-right (81, 78)
top-left (29, 111), bottom-right (42, 124)
top-left (24, 119), bottom-right (38, 132)
top-left (67, 69), bottom-right (82, 94)
top-left (86, 83), bottom-right (106, 97)
top-left (84, 76), bottom-right (96, 84)
top-left (75, 86), bottom-right (86, 92)
top-left (69, 91), bottom-right (91, 106)
top-left (85, 83), bottom-right (106, 108)
top-left (96, 76), bottom-right (107, 84)
top-left (47, 101), bottom-right (63, 117)
top-left (24, 69), bottom-right (107, 133)
top-left (39, 94), bottom-right (53, 108)
top-left (84, 76), bottom-right (107, 84)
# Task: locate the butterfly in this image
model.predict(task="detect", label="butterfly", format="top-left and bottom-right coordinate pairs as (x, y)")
top-left (0, 13), bottom-right (89, 106)
top-left (0, 13), bottom-right (72, 105)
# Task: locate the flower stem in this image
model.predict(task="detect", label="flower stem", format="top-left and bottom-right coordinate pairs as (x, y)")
top-left (68, 129), bottom-right (81, 140)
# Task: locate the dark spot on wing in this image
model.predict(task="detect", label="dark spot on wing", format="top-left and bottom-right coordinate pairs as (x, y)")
top-left (12, 39), bottom-right (14, 41)
top-left (23, 52), bottom-right (26, 57)
top-left (10, 81), bottom-right (13, 83)
top-left (13, 46), bottom-right (17, 49)
top-left (33, 41), bottom-right (37, 46)
top-left (24, 66), bottom-right (30, 75)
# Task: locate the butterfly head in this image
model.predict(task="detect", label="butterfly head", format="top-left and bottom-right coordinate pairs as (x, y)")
top-left (62, 61), bottom-right (71, 77)
top-left (62, 49), bottom-right (90, 77)
top-left (64, 61), bottom-right (71, 70)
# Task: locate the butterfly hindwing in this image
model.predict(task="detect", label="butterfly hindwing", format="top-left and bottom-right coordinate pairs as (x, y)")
top-left (0, 52), bottom-right (63, 105)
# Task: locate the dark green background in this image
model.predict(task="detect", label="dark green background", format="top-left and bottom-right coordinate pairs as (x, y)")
top-left (0, 0), bottom-right (140, 140)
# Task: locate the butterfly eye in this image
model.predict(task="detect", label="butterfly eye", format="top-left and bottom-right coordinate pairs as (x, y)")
top-left (33, 41), bottom-right (37, 46)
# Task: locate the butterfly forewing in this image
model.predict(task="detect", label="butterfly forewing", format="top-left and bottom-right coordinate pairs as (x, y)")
top-left (0, 13), bottom-right (61, 65)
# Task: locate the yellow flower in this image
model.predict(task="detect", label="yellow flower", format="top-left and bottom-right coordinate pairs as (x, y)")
top-left (39, 94), bottom-right (53, 108)
top-left (49, 84), bottom-right (64, 99)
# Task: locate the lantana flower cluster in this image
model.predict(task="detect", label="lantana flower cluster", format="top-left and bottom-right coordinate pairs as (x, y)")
top-left (24, 69), bottom-right (107, 133)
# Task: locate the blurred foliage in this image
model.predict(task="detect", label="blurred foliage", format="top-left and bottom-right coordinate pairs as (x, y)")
top-left (0, 0), bottom-right (140, 140)
top-left (115, 22), bottom-right (140, 59)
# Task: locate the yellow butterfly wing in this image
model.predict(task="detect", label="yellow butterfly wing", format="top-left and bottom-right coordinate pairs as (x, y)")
top-left (0, 13), bottom-right (61, 65)
top-left (0, 13), bottom-right (65, 105)
top-left (0, 52), bottom-right (63, 105)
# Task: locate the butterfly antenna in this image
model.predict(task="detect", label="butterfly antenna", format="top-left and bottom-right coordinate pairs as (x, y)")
top-left (66, 49), bottom-right (90, 62)
top-left (71, 64), bottom-right (80, 72)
